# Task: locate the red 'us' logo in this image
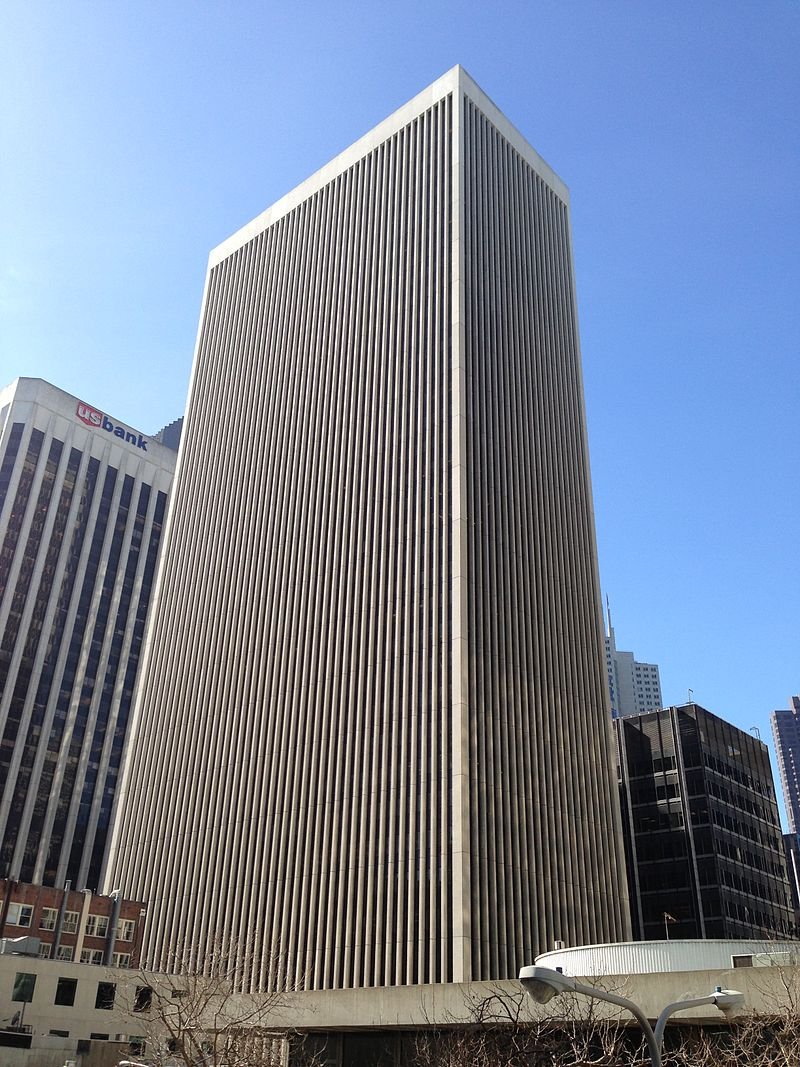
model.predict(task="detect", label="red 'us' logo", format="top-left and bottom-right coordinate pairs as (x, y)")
top-left (76, 402), bottom-right (103, 427)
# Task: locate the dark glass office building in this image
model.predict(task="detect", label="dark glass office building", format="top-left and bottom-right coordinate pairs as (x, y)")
top-left (616, 703), bottom-right (796, 941)
top-left (0, 377), bottom-right (178, 889)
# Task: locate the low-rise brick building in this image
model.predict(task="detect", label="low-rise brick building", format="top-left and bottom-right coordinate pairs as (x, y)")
top-left (0, 880), bottom-right (145, 967)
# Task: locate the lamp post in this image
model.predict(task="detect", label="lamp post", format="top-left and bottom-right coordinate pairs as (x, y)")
top-left (519, 965), bottom-right (744, 1067)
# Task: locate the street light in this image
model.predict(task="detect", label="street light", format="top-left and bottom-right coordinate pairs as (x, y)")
top-left (652, 986), bottom-right (745, 1048)
top-left (519, 965), bottom-right (744, 1067)
top-left (520, 965), bottom-right (662, 1065)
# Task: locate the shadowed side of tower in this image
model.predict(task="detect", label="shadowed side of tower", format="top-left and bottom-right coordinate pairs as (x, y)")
top-left (105, 66), bottom-right (630, 991)
top-left (459, 91), bottom-right (630, 976)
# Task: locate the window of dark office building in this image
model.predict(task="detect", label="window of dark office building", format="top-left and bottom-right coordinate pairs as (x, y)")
top-left (29, 465), bottom-right (119, 884)
top-left (0, 444), bottom-right (80, 859)
top-left (2, 450), bottom-right (101, 881)
top-left (0, 428), bottom-right (43, 585)
top-left (1, 436), bottom-right (64, 663)
top-left (66, 478), bottom-right (158, 887)
top-left (0, 412), bottom-right (20, 468)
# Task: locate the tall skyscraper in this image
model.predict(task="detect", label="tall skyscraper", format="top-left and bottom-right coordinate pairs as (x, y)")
top-left (106, 66), bottom-right (631, 990)
top-left (605, 604), bottom-right (662, 717)
top-left (0, 378), bottom-right (177, 889)
top-left (772, 696), bottom-right (800, 833)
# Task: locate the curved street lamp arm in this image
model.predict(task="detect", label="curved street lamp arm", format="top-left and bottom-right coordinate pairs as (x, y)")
top-left (654, 995), bottom-right (717, 1047)
top-left (653, 991), bottom-right (745, 1048)
top-left (571, 981), bottom-right (661, 1067)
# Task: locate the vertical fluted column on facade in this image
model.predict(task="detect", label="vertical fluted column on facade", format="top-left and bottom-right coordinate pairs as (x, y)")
top-left (448, 77), bottom-right (472, 986)
top-left (105, 66), bottom-right (630, 992)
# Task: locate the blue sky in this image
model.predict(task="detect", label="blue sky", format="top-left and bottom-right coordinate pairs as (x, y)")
top-left (3, 2), bottom-right (798, 816)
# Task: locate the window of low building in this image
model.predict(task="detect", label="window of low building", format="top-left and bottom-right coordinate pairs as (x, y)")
top-left (56, 946), bottom-right (74, 961)
top-left (62, 911), bottom-right (79, 934)
top-left (117, 918), bottom-right (136, 941)
top-left (39, 907), bottom-right (58, 931)
top-left (80, 949), bottom-right (104, 965)
top-left (12, 972), bottom-right (37, 1002)
top-left (133, 986), bottom-right (152, 1012)
top-left (95, 981), bottom-right (116, 1010)
top-left (112, 952), bottom-right (132, 968)
top-left (6, 903), bottom-right (33, 928)
top-left (54, 977), bottom-right (78, 1006)
top-left (85, 914), bottom-right (109, 938)
top-left (38, 943), bottom-right (52, 958)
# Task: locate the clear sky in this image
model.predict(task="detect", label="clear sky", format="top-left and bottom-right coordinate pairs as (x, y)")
top-left (3, 2), bottom-right (798, 817)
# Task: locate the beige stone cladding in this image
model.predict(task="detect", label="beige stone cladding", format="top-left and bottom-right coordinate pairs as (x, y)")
top-left (105, 66), bottom-right (631, 992)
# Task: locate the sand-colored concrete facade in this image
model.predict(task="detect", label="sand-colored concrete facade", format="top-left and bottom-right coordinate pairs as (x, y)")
top-left (105, 66), bottom-right (630, 990)
top-left (4, 952), bottom-right (800, 1064)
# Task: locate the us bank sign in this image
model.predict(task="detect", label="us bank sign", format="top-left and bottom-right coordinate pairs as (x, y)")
top-left (76, 402), bottom-right (148, 451)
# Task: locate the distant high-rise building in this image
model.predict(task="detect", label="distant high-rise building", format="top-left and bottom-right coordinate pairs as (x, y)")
top-left (771, 696), bottom-right (800, 833)
top-left (152, 416), bottom-right (183, 453)
top-left (616, 704), bottom-right (794, 941)
top-left (0, 378), bottom-right (178, 888)
top-left (107, 66), bottom-right (631, 990)
top-left (605, 605), bottom-right (662, 717)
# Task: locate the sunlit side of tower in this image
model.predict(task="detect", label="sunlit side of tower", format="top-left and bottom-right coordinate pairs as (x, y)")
top-left (106, 67), bottom-right (630, 989)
